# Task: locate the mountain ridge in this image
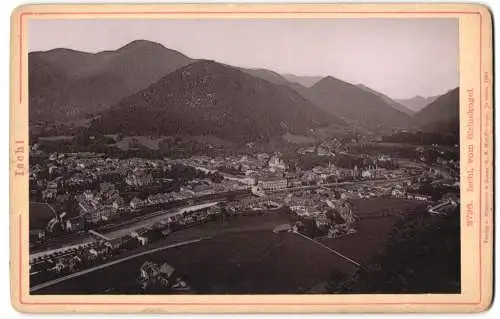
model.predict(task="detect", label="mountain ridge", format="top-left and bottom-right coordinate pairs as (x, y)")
top-left (413, 87), bottom-right (459, 131)
top-left (305, 76), bottom-right (413, 132)
top-left (356, 84), bottom-right (415, 115)
top-left (29, 40), bottom-right (193, 121)
top-left (30, 39), bottom-right (447, 138)
top-left (92, 60), bottom-right (346, 143)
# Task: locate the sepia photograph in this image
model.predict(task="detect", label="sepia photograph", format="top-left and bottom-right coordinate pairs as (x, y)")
top-left (10, 3), bottom-right (493, 313)
top-left (26, 17), bottom-right (462, 295)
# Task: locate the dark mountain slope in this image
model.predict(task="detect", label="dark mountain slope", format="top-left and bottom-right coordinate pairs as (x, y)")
top-left (29, 40), bottom-right (193, 121)
top-left (413, 87), bottom-right (459, 133)
top-left (28, 53), bottom-right (68, 99)
top-left (306, 76), bottom-right (413, 131)
top-left (93, 60), bottom-right (345, 143)
top-left (30, 48), bottom-right (96, 78)
top-left (356, 84), bottom-right (415, 115)
top-left (282, 74), bottom-right (323, 88)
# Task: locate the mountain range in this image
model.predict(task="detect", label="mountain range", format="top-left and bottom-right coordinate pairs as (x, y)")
top-left (92, 60), bottom-right (345, 143)
top-left (242, 69), bottom-right (415, 131)
top-left (29, 40), bottom-right (192, 120)
top-left (29, 39), bottom-right (458, 142)
top-left (413, 87), bottom-right (459, 134)
top-left (356, 84), bottom-right (415, 115)
top-left (305, 77), bottom-right (413, 131)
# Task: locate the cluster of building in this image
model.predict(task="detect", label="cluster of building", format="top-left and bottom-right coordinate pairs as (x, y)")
top-left (285, 190), bottom-right (358, 239)
top-left (30, 202), bottom-right (225, 283)
top-left (29, 140), bottom-right (459, 252)
top-left (75, 182), bottom-right (126, 224)
top-left (28, 136), bottom-right (465, 291)
top-left (30, 203), bottom-right (221, 280)
top-left (137, 261), bottom-right (191, 292)
top-left (125, 168), bottom-right (154, 187)
top-left (30, 240), bottom-right (110, 278)
top-left (27, 148), bottom-right (403, 242)
top-left (30, 151), bottom-right (167, 192)
top-left (390, 187), bottom-right (432, 201)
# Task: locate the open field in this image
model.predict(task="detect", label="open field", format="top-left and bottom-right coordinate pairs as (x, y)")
top-left (32, 199), bottom-right (425, 294)
top-left (321, 198), bottom-right (425, 263)
top-left (33, 211), bottom-right (360, 294)
top-left (35, 230), bottom-right (357, 294)
top-left (32, 212), bottom-right (289, 292)
top-left (350, 198), bottom-right (425, 217)
top-left (321, 217), bottom-right (399, 263)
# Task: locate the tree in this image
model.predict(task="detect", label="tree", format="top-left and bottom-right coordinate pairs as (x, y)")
top-left (62, 196), bottom-right (79, 217)
top-left (209, 172), bottom-right (224, 183)
top-left (326, 209), bottom-right (345, 224)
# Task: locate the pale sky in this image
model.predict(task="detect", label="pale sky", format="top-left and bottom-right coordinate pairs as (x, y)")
top-left (29, 18), bottom-right (458, 99)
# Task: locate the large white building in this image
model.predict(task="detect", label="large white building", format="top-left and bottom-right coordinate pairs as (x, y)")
top-left (268, 154), bottom-right (286, 171)
top-left (257, 177), bottom-right (287, 192)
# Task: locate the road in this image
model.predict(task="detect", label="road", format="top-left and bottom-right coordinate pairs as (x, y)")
top-left (31, 202), bottom-right (221, 261)
top-left (30, 200), bottom-right (221, 262)
top-left (30, 190), bottom-right (250, 257)
top-left (30, 236), bottom-right (211, 292)
top-left (267, 178), bottom-right (407, 194)
top-left (95, 190), bottom-right (249, 233)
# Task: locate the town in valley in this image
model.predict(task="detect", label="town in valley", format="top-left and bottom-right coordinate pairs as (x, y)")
top-left (29, 128), bottom-right (460, 294)
top-left (28, 18), bottom-right (461, 295)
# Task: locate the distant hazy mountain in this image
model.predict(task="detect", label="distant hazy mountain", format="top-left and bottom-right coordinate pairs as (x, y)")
top-left (242, 68), bottom-right (310, 97)
top-left (396, 95), bottom-right (439, 113)
top-left (282, 74), bottom-right (324, 87)
top-left (413, 87), bottom-right (459, 132)
top-left (356, 84), bottom-right (415, 115)
top-left (93, 60), bottom-right (345, 143)
top-left (244, 68), bottom-right (322, 90)
top-left (305, 76), bottom-right (412, 132)
top-left (29, 40), bottom-right (193, 121)
top-left (243, 68), bottom-right (292, 87)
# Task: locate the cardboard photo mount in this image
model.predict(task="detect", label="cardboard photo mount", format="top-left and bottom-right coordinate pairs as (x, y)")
top-left (9, 3), bottom-right (494, 313)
